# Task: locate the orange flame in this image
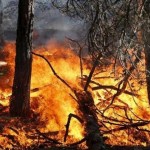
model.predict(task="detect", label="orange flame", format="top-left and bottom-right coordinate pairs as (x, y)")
top-left (0, 41), bottom-right (150, 148)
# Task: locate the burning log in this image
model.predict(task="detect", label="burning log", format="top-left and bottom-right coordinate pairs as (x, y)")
top-left (32, 51), bottom-right (106, 149)
top-left (74, 90), bottom-right (106, 150)
top-left (63, 90), bottom-right (106, 149)
top-left (64, 90), bottom-right (106, 149)
top-left (64, 113), bottom-right (83, 142)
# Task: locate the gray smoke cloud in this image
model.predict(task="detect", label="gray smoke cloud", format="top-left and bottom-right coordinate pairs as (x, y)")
top-left (2, 0), bottom-right (85, 45)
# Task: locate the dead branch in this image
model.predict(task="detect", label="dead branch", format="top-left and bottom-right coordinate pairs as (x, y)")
top-left (64, 113), bottom-right (83, 142)
top-left (97, 108), bottom-right (137, 124)
top-left (8, 127), bottom-right (19, 135)
top-left (32, 52), bottom-right (73, 91)
top-left (103, 121), bottom-right (150, 135)
top-left (103, 81), bottom-right (125, 113)
top-left (66, 37), bottom-right (84, 85)
top-left (74, 90), bottom-right (106, 149)
top-left (36, 129), bottom-right (62, 144)
top-left (84, 53), bottom-right (102, 91)
top-left (92, 83), bottom-right (139, 97)
top-left (136, 127), bottom-right (150, 133)
top-left (1, 134), bottom-right (21, 147)
top-left (100, 42), bottom-right (142, 114)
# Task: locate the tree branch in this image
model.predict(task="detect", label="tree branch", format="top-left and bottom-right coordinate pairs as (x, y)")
top-left (32, 51), bottom-right (73, 91)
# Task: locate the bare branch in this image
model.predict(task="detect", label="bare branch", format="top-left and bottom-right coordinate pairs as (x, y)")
top-left (32, 51), bottom-right (73, 91)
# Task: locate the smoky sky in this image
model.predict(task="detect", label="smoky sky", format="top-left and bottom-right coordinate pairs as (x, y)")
top-left (2, 0), bottom-right (85, 42)
top-left (2, 0), bottom-right (77, 30)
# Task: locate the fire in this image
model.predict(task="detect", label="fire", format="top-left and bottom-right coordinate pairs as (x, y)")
top-left (31, 42), bottom-right (88, 141)
top-left (0, 41), bottom-right (150, 148)
top-left (0, 41), bottom-right (87, 148)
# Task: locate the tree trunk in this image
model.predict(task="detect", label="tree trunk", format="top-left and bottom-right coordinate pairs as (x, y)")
top-left (0, 0), bottom-right (4, 49)
top-left (142, 1), bottom-right (150, 104)
top-left (75, 90), bottom-right (105, 150)
top-left (144, 31), bottom-right (150, 104)
top-left (10, 0), bottom-right (34, 117)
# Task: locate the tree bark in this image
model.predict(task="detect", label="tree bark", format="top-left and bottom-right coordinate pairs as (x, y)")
top-left (75, 90), bottom-right (105, 150)
top-left (10, 0), bottom-right (34, 117)
top-left (142, 1), bottom-right (150, 104)
top-left (0, 0), bottom-right (4, 49)
top-left (144, 32), bottom-right (150, 105)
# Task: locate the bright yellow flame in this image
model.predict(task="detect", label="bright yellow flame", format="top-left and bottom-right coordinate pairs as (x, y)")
top-left (0, 42), bottom-right (150, 148)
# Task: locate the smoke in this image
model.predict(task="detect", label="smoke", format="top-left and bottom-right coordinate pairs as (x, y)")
top-left (2, 0), bottom-right (86, 45)
top-left (33, 1), bottom-right (85, 45)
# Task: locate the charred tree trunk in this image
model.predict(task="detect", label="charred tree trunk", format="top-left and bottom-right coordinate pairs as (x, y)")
top-left (144, 31), bottom-right (150, 105)
top-left (0, 0), bottom-right (4, 49)
top-left (142, 1), bottom-right (150, 104)
top-left (10, 0), bottom-right (34, 117)
top-left (75, 90), bottom-right (105, 150)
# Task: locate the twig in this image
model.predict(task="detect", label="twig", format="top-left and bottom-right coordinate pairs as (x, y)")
top-left (92, 83), bottom-right (139, 97)
top-left (36, 129), bottom-right (62, 144)
top-left (103, 121), bottom-right (150, 134)
top-left (66, 37), bottom-right (84, 85)
top-left (102, 46), bottom-right (142, 113)
top-left (84, 53), bottom-right (102, 91)
top-left (136, 127), bottom-right (150, 133)
top-left (103, 80), bottom-right (124, 113)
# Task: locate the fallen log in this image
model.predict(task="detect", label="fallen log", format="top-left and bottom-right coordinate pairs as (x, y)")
top-left (64, 90), bottom-right (106, 149)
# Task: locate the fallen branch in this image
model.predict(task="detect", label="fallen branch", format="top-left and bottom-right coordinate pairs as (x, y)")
top-left (36, 129), bottom-right (62, 144)
top-left (103, 121), bottom-right (150, 134)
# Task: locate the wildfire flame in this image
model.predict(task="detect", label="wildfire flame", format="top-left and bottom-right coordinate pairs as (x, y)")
top-left (0, 41), bottom-right (150, 149)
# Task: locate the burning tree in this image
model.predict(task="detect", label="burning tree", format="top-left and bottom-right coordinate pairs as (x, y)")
top-left (52, 0), bottom-right (150, 102)
top-left (142, 0), bottom-right (150, 104)
top-left (50, 0), bottom-right (150, 148)
top-left (0, 0), bottom-right (3, 49)
top-left (10, 0), bottom-right (34, 117)
top-left (1, 0), bottom-right (150, 149)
